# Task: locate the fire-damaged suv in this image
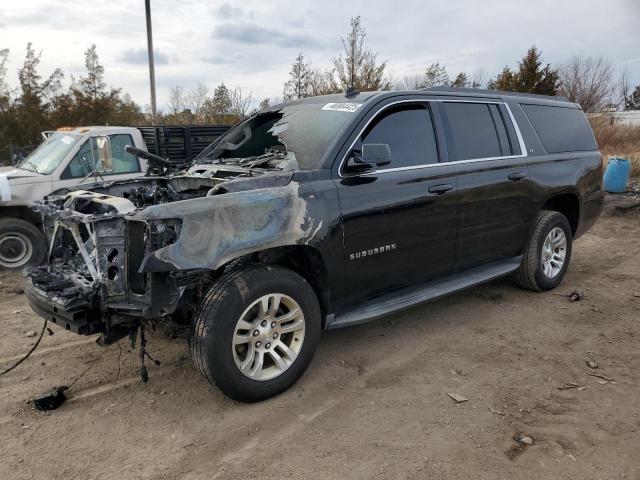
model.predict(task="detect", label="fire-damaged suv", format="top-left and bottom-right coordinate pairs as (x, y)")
top-left (24, 87), bottom-right (603, 402)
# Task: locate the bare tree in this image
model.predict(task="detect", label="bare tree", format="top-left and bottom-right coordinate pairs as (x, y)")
top-left (259, 98), bottom-right (271, 110)
top-left (229, 87), bottom-right (254, 116)
top-left (331, 16), bottom-right (391, 91)
top-left (616, 67), bottom-right (630, 110)
top-left (558, 55), bottom-right (615, 112)
top-left (168, 85), bottom-right (185, 115)
top-left (183, 82), bottom-right (209, 115)
top-left (394, 74), bottom-right (423, 90)
top-left (470, 68), bottom-right (486, 89)
top-left (309, 68), bottom-right (340, 96)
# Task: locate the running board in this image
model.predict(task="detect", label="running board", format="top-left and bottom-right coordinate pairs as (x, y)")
top-left (327, 256), bottom-right (523, 329)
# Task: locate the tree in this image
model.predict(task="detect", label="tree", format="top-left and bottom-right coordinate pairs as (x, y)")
top-left (421, 63), bottom-right (449, 88)
top-left (309, 68), bottom-right (340, 96)
top-left (489, 46), bottom-right (559, 95)
top-left (168, 85), bottom-right (185, 115)
top-left (259, 98), bottom-right (271, 110)
top-left (79, 45), bottom-right (106, 102)
top-left (13, 43), bottom-right (64, 148)
top-left (229, 87), bottom-right (254, 117)
top-left (394, 74), bottom-right (423, 90)
top-left (331, 16), bottom-right (391, 91)
top-left (625, 85), bottom-right (640, 111)
top-left (558, 55), bottom-right (615, 112)
top-left (0, 49), bottom-right (10, 100)
top-left (183, 82), bottom-right (209, 116)
top-left (283, 53), bottom-right (313, 101)
top-left (451, 72), bottom-right (468, 88)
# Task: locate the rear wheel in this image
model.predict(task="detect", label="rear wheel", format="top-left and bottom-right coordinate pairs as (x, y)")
top-left (190, 263), bottom-right (321, 402)
top-left (513, 210), bottom-right (573, 291)
top-left (0, 218), bottom-right (46, 270)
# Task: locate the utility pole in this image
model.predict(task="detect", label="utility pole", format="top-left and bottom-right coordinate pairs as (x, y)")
top-left (145, 0), bottom-right (157, 123)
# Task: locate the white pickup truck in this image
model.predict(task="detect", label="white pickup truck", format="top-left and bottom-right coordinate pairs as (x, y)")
top-left (0, 123), bottom-right (232, 269)
top-left (0, 126), bottom-right (152, 269)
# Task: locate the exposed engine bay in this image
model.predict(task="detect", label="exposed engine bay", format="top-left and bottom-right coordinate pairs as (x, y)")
top-left (25, 157), bottom-right (299, 343)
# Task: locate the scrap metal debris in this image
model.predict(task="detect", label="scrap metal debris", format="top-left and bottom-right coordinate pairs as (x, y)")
top-left (447, 392), bottom-right (468, 403)
top-left (30, 386), bottom-right (69, 411)
top-left (554, 290), bottom-right (584, 302)
top-left (558, 382), bottom-right (581, 390)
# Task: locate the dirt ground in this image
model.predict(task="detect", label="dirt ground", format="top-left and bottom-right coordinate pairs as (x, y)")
top-left (1, 196), bottom-right (639, 480)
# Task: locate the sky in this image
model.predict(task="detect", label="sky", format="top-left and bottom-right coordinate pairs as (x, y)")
top-left (1, 0), bottom-right (639, 112)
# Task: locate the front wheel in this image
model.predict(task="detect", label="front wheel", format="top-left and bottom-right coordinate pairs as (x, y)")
top-left (190, 263), bottom-right (321, 402)
top-left (0, 218), bottom-right (46, 270)
top-left (513, 210), bottom-right (573, 291)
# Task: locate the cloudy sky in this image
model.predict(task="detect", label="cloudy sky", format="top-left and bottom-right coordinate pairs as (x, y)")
top-left (1, 0), bottom-right (639, 111)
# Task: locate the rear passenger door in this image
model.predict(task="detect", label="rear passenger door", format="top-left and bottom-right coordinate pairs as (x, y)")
top-left (438, 101), bottom-right (536, 271)
top-left (337, 101), bottom-right (459, 307)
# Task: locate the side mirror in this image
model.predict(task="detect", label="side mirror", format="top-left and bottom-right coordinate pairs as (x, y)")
top-left (362, 143), bottom-right (391, 167)
top-left (95, 136), bottom-right (113, 173)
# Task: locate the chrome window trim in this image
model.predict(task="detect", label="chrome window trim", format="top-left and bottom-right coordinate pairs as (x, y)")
top-left (338, 99), bottom-right (528, 178)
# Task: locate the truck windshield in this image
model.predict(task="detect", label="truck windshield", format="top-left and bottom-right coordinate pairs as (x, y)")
top-left (200, 98), bottom-right (363, 170)
top-left (18, 132), bottom-right (82, 175)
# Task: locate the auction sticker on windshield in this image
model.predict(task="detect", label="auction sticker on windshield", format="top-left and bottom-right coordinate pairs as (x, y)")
top-left (61, 135), bottom-right (76, 145)
top-left (321, 102), bottom-right (362, 113)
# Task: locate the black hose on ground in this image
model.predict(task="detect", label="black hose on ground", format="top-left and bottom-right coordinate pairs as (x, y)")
top-left (0, 318), bottom-right (48, 377)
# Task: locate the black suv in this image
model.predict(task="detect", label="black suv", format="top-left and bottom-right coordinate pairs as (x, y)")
top-left (25, 87), bottom-right (603, 401)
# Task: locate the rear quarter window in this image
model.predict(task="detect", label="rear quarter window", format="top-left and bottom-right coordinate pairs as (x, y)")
top-left (521, 104), bottom-right (596, 153)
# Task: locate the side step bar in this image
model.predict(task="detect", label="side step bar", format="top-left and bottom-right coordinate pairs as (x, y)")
top-left (327, 256), bottom-right (523, 329)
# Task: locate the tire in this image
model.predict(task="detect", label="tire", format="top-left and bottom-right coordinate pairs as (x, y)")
top-left (190, 263), bottom-right (321, 402)
top-left (513, 210), bottom-right (573, 292)
top-left (0, 218), bottom-right (46, 270)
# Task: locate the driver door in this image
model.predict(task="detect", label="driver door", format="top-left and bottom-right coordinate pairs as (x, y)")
top-left (336, 102), bottom-right (459, 307)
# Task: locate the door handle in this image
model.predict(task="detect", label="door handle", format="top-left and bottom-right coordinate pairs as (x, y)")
top-left (428, 184), bottom-right (453, 195)
top-left (508, 172), bottom-right (527, 182)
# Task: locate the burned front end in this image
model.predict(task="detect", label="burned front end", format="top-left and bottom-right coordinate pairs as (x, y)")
top-left (24, 176), bottom-right (218, 340)
top-left (24, 160), bottom-right (320, 345)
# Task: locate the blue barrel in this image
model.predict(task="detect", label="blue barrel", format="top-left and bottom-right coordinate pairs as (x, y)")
top-left (603, 157), bottom-right (631, 193)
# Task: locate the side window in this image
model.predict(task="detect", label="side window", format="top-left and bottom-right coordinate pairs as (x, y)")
top-left (442, 102), bottom-right (502, 161)
top-left (61, 139), bottom-right (97, 179)
top-left (521, 104), bottom-right (596, 153)
top-left (109, 134), bottom-right (141, 174)
top-left (61, 134), bottom-right (140, 179)
top-left (361, 104), bottom-right (438, 169)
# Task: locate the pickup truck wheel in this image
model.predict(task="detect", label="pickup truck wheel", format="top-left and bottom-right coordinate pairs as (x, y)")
top-left (513, 210), bottom-right (573, 291)
top-left (0, 219), bottom-right (46, 270)
top-left (190, 263), bottom-right (321, 402)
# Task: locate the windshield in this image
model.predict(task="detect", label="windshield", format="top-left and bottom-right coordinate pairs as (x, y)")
top-left (198, 98), bottom-right (363, 170)
top-left (18, 132), bottom-right (82, 174)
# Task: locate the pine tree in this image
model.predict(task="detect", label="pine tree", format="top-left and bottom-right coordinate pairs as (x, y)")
top-left (451, 72), bottom-right (468, 88)
top-left (14, 43), bottom-right (63, 147)
top-left (283, 53), bottom-right (312, 101)
top-left (624, 85), bottom-right (640, 111)
top-left (489, 46), bottom-right (559, 95)
top-left (420, 63), bottom-right (449, 88)
top-left (331, 16), bottom-right (390, 92)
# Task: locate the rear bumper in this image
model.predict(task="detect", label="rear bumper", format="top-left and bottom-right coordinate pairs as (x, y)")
top-left (24, 277), bottom-right (104, 335)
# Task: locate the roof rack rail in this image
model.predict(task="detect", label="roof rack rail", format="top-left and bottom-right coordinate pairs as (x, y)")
top-left (421, 85), bottom-right (570, 102)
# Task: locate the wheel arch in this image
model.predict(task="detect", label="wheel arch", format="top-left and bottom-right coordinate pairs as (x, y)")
top-left (541, 192), bottom-right (580, 236)
top-left (220, 245), bottom-right (331, 323)
top-left (0, 206), bottom-right (42, 226)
